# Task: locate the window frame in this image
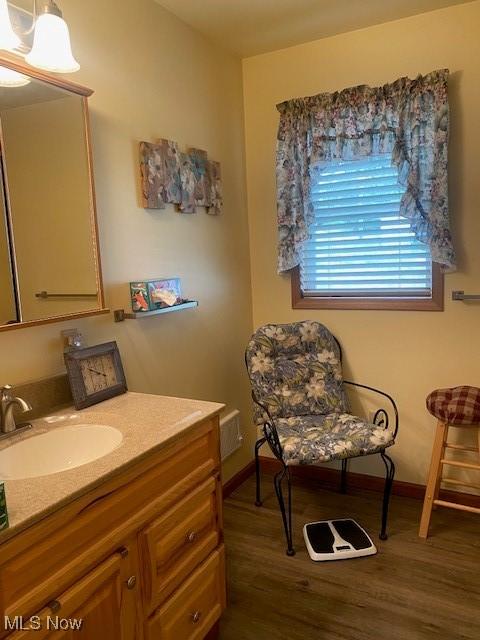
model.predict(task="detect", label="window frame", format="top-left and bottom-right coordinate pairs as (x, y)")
top-left (291, 262), bottom-right (444, 311)
top-left (292, 154), bottom-right (444, 312)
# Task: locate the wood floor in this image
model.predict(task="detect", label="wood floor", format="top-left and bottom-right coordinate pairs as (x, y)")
top-left (219, 473), bottom-right (479, 640)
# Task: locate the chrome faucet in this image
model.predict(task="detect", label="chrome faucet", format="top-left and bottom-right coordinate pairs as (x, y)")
top-left (0, 385), bottom-right (32, 435)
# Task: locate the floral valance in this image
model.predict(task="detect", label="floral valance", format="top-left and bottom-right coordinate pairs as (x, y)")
top-left (276, 70), bottom-right (454, 273)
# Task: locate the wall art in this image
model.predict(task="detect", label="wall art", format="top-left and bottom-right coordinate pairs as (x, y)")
top-left (139, 139), bottom-right (223, 214)
top-left (140, 142), bottom-right (166, 209)
top-left (189, 148), bottom-right (211, 208)
top-left (158, 138), bottom-right (182, 205)
top-left (207, 160), bottom-right (222, 216)
top-left (179, 152), bottom-right (197, 213)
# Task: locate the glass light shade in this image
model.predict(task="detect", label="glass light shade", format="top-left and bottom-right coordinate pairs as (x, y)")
top-left (26, 13), bottom-right (79, 73)
top-left (0, 65), bottom-right (30, 87)
top-left (0, 0), bottom-right (21, 51)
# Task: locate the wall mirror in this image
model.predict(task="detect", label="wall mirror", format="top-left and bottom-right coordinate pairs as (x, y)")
top-left (0, 55), bottom-right (106, 331)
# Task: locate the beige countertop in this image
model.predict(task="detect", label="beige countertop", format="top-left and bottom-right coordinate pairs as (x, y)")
top-left (0, 391), bottom-right (224, 544)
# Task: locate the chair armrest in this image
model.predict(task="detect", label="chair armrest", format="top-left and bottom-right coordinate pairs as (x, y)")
top-left (250, 390), bottom-right (284, 460)
top-left (343, 380), bottom-right (399, 439)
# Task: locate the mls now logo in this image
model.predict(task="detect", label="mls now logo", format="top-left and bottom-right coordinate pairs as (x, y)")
top-left (4, 615), bottom-right (83, 631)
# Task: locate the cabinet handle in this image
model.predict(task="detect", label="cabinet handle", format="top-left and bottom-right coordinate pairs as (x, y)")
top-left (191, 610), bottom-right (202, 624)
top-left (186, 531), bottom-right (197, 543)
top-left (47, 600), bottom-right (61, 613)
top-left (126, 576), bottom-right (137, 590)
top-left (117, 546), bottom-right (129, 559)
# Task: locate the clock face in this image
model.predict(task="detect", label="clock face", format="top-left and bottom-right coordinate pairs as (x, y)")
top-left (80, 354), bottom-right (119, 395)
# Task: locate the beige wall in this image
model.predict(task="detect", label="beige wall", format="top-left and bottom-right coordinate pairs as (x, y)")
top-left (1, 96), bottom-right (98, 320)
top-left (2, 0), bottom-right (479, 489)
top-left (243, 1), bottom-right (480, 485)
top-left (0, 0), bottom-right (253, 481)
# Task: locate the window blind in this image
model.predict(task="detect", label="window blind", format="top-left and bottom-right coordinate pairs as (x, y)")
top-left (301, 156), bottom-right (433, 297)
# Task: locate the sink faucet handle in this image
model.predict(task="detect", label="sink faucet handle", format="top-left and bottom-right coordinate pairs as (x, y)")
top-left (0, 386), bottom-right (32, 435)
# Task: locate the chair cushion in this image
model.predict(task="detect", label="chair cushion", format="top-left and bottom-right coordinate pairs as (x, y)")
top-left (245, 321), bottom-right (349, 425)
top-left (275, 413), bottom-right (395, 466)
top-left (426, 386), bottom-right (480, 426)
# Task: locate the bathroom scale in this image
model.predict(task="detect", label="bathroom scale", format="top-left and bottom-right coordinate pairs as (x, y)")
top-left (303, 518), bottom-right (377, 561)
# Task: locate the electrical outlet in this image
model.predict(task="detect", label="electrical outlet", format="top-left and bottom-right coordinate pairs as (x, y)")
top-left (61, 328), bottom-right (84, 352)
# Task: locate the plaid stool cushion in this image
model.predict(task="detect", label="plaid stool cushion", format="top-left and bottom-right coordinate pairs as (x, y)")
top-left (426, 386), bottom-right (480, 425)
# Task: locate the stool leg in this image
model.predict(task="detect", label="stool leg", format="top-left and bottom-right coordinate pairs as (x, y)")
top-left (432, 422), bottom-right (450, 509)
top-left (419, 421), bottom-right (448, 539)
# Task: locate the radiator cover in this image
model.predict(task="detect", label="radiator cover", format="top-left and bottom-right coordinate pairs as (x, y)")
top-left (220, 410), bottom-right (242, 460)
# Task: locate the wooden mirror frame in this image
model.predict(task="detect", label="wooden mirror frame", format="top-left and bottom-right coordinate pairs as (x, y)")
top-left (0, 53), bottom-right (108, 332)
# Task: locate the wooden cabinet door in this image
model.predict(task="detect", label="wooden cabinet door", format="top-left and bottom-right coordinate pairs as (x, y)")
top-left (58, 554), bottom-right (123, 640)
top-left (7, 552), bottom-right (137, 640)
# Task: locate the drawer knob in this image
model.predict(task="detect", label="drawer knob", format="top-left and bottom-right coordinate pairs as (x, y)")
top-left (191, 610), bottom-right (202, 624)
top-left (47, 600), bottom-right (61, 614)
top-left (126, 576), bottom-right (137, 590)
top-left (186, 531), bottom-right (197, 543)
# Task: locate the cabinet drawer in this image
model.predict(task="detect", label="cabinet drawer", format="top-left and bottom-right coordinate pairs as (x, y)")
top-left (146, 547), bottom-right (225, 640)
top-left (0, 417), bottom-right (220, 626)
top-left (140, 476), bottom-right (221, 612)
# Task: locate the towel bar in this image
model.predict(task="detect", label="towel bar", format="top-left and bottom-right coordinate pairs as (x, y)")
top-left (452, 290), bottom-right (480, 301)
top-left (35, 291), bottom-right (98, 299)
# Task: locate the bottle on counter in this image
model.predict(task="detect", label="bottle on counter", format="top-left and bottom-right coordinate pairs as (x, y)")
top-left (0, 482), bottom-right (8, 530)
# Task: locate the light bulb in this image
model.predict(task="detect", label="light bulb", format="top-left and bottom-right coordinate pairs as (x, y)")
top-left (0, 65), bottom-right (30, 87)
top-left (0, 0), bottom-right (21, 51)
top-left (26, 8), bottom-right (79, 73)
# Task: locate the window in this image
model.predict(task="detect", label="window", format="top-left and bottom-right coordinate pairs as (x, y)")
top-left (292, 155), bottom-right (443, 310)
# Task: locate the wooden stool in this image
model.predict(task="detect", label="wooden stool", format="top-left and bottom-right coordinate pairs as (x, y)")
top-left (419, 386), bottom-right (480, 539)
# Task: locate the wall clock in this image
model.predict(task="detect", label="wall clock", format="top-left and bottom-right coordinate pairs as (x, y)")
top-left (64, 341), bottom-right (127, 410)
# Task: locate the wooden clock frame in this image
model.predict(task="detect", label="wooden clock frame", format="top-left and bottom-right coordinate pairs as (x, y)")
top-left (64, 341), bottom-right (127, 410)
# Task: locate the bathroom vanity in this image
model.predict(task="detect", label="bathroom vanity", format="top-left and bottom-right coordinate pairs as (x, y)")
top-left (0, 392), bottom-right (225, 639)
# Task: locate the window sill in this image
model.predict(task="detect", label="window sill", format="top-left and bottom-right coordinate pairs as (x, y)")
top-left (291, 265), bottom-right (444, 311)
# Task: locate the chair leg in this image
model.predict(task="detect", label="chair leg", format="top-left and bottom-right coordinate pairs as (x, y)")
top-left (379, 451), bottom-right (395, 540)
top-left (254, 437), bottom-right (266, 507)
top-left (341, 459), bottom-right (348, 494)
top-left (274, 465), bottom-right (295, 556)
top-left (419, 421), bottom-right (449, 539)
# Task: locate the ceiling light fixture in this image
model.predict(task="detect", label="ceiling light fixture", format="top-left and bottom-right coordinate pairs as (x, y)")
top-left (1, 0), bottom-right (79, 74)
top-left (0, 65), bottom-right (30, 87)
top-left (26, 1), bottom-right (79, 73)
top-left (0, 0), bottom-right (21, 51)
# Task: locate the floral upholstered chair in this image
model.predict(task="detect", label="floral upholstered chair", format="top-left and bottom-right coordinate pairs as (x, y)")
top-left (245, 321), bottom-right (398, 555)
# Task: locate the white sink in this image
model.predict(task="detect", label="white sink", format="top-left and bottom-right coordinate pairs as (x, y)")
top-left (0, 424), bottom-right (123, 480)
